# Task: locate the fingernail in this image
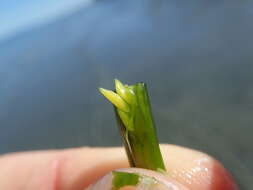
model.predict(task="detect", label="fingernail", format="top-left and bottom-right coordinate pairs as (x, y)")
top-left (85, 168), bottom-right (189, 190)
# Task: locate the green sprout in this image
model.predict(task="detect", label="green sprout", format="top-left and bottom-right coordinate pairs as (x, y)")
top-left (99, 79), bottom-right (166, 171)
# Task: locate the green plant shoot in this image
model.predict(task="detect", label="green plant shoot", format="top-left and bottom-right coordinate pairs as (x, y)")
top-left (99, 79), bottom-right (166, 171)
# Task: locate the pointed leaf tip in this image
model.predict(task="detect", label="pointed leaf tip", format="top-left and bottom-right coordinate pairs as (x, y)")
top-left (99, 87), bottom-right (130, 112)
top-left (115, 79), bottom-right (136, 105)
top-left (115, 79), bottom-right (126, 98)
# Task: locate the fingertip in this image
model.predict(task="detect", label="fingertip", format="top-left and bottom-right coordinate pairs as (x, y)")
top-left (160, 144), bottom-right (239, 190)
top-left (208, 160), bottom-right (239, 190)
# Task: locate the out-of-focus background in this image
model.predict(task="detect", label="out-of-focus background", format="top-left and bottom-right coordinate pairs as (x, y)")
top-left (0, 0), bottom-right (252, 189)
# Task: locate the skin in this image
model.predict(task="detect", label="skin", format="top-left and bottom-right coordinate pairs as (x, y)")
top-left (0, 144), bottom-right (238, 190)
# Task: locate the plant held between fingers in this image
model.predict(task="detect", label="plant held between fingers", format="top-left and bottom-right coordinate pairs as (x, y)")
top-left (99, 79), bottom-right (165, 172)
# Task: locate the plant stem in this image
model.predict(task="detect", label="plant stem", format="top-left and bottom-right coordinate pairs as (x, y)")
top-left (99, 80), bottom-right (165, 171)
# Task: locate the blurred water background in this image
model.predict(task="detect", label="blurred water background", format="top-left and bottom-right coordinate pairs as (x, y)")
top-left (0, 0), bottom-right (253, 189)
